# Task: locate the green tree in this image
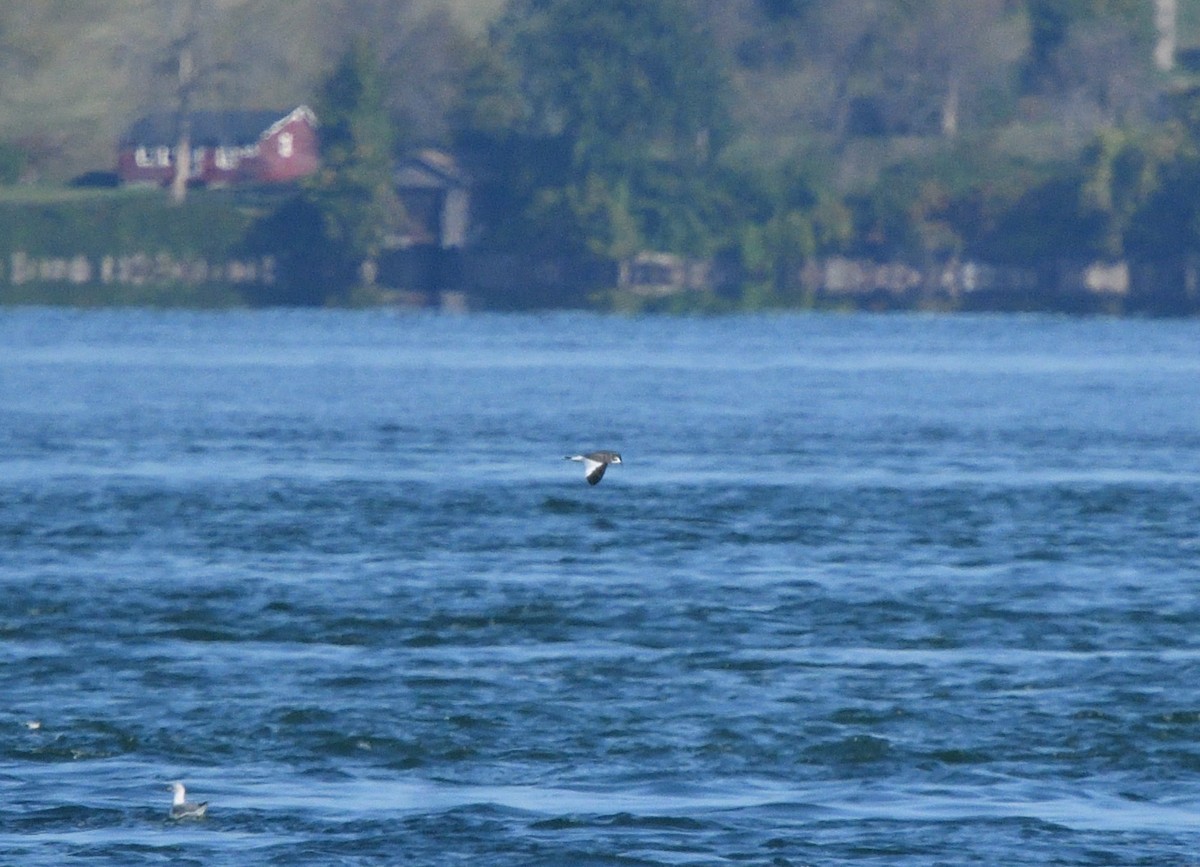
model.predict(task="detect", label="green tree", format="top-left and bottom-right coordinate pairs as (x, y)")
top-left (725, 161), bottom-right (850, 302)
top-left (499, 0), bottom-right (727, 170)
top-left (1022, 0), bottom-right (1153, 100)
top-left (308, 38), bottom-right (404, 292)
top-left (474, 0), bottom-right (732, 257)
top-left (970, 172), bottom-right (1106, 264)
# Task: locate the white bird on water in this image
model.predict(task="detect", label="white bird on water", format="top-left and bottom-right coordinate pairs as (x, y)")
top-left (564, 451), bottom-right (622, 485)
top-left (168, 781), bottom-right (208, 820)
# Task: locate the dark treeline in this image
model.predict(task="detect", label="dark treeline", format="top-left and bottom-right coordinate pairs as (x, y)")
top-left (4, 0), bottom-right (1200, 310)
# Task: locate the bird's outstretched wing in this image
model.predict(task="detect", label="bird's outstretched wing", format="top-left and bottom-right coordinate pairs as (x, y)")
top-left (584, 459), bottom-right (607, 485)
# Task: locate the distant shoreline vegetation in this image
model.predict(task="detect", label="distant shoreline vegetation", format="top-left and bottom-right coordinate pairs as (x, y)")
top-left (11, 5), bottom-right (1200, 317)
top-left (0, 187), bottom-right (1197, 315)
top-left (12, 3), bottom-right (1200, 319)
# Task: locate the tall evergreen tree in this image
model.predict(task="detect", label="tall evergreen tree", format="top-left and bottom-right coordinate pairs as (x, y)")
top-left (308, 38), bottom-right (403, 289)
top-left (478, 0), bottom-right (732, 257)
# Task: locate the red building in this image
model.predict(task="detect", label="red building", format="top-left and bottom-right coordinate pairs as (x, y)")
top-left (117, 106), bottom-right (318, 187)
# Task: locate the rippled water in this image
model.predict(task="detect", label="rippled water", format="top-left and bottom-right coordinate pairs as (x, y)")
top-left (2, 308), bottom-right (1199, 865)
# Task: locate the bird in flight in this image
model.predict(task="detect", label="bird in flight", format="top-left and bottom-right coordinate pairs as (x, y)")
top-left (564, 451), bottom-right (622, 485)
top-left (168, 781), bottom-right (208, 820)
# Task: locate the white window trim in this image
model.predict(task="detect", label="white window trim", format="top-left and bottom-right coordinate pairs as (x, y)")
top-left (215, 146), bottom-right (240, 170)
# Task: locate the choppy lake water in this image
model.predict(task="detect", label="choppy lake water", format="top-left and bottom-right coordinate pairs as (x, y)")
top-left (2, 308), bottom-right (1199, 865)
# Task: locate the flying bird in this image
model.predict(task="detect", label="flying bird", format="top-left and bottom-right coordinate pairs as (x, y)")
top-left (168, 781), bottom-right (208, 820)
top-left (564, 451), bottom-right (622, 485)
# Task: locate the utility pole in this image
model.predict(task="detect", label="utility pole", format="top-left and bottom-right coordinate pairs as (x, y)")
top-left (941, 75), bottom-right (959, 139)
top-left (1154, 0), bottom-right (1177, 72)
top-left (170, 39), bottom-right (194, 204)
top-left (170, 0), bottom-right (200, 205)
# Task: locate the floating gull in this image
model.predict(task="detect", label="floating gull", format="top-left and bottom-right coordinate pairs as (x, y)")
top-left (564, 451), bottom-right (622, 485)
top-left (168, 781), bottom-right (208, 820)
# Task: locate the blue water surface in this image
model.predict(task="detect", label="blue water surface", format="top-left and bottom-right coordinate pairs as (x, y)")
top-left (2, 308), bottom-right (1199, 865)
